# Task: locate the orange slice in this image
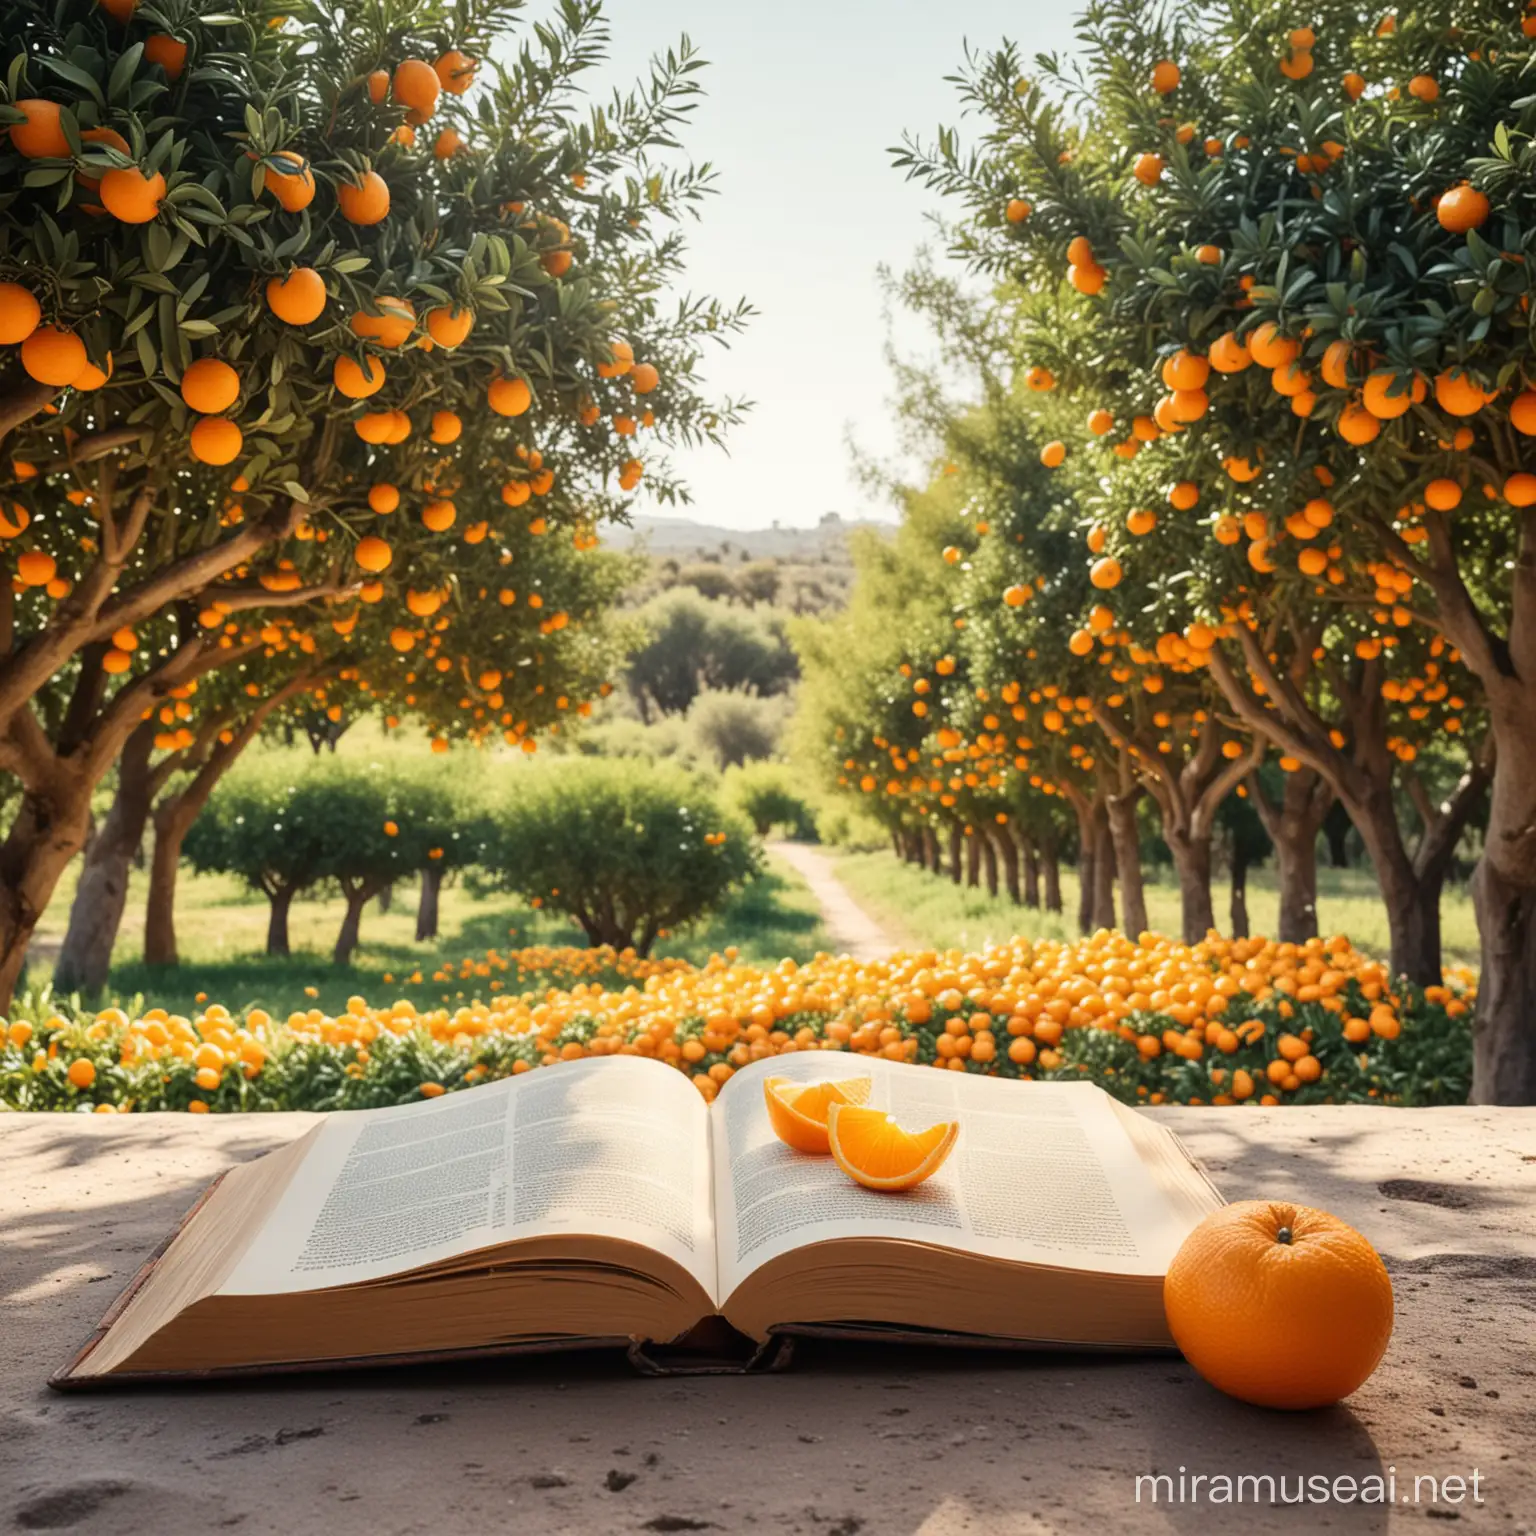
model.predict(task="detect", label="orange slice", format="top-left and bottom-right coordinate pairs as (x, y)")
top-left (826, 1103), bottom-right (959, 1191)
top-left (763, 1075), bottom-right (872, 1154)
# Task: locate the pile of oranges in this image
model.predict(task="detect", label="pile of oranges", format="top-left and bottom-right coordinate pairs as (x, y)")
top-left (0, 931), bottom-right (1473, 1115)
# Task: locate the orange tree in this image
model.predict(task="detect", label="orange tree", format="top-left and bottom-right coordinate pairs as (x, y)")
top-left (0, 0), bottom-right (745, 1004)
top-left (896, 2), bottom-right (1526, 1090)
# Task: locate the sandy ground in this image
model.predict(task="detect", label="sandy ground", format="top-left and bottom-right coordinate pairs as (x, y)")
top-left (767, 840), bottom-right (896, 960)
top-left (1, 1105), bottom-right (1533, 1534)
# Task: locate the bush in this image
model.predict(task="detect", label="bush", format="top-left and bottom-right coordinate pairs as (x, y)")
top-left (724, 762), bottom-right (818, 838)
top-left (627, 590), bottom-right (798, 717)
top-left (475, 760), bottom-right (758, 953)
top-left (688, 688), bottom-right (790, 769)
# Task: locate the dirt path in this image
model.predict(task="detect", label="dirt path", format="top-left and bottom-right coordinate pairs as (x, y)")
top-left (767, 839), bottom-right (898, 960)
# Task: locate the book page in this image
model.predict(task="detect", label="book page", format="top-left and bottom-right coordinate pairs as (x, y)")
top-left (218, 1056), bottom-right (716, 1299)
top-left (713, 1054), bottom-right (1198, 1302)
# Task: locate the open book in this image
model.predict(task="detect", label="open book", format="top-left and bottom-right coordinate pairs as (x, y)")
top-left (54, 1053), bottom-right (1223, 1387)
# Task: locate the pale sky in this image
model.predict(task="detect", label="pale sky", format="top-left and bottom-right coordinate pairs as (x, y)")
top-left (526, 0), bottom-right (1082, 530)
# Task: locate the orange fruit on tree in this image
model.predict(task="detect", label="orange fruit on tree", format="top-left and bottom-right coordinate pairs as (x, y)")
top-left (631, 361), bottom-right (660, 394)
top-left (434, 128), bottom-right (461, 159)
top-left (354, 410), bottom-right (395, 445)
top-left (0, 284), bottom-right (42, 345)
top-left (1343, 70), bottom-right (1366, 100)
top-left (334, 354), bottom-right (385, 399)
top-left (1068, 261), bottom-right (1106, 295)
top-left (1164, 1201), bottom-right (1393, 1410)
top-left (366, 69), bottom-right (389, 104)
top-left (1407, 74), bottom-right (1439, 103)
top-left (180, 357), bottom-right (240, 414)
top-left (99, 166), bottom-right (166, 223)
top-left (1434, 369), bottom-right (1487, 416)
top-left (21, 326), bottom-right (87, 387)
top-left (1247, 321), bottom-right (1298, 369)
top-left (1090, 556), bottom-right (1122, 590)
top-left (97, 0), bottom-right (136, 20)
top-left (1208, 331), bottom-right (1251, 373)
top-left (189, 417), bottom-right (243, 465)
top-left (1133, 151), bottom-right (1164, 185)
top-left (1437, 183), bottom-right (1489, 233)
top-left (354, 535), bottom-right (393, 572)
top-left (1361, 368), bottom-right (1420, 419)
top-left (542, 248), bottom-right (573, 278)
top-left (1151, 60), bottom-right (1180, 94)
top-left (144, 34), bottom-right (187, 80)
top-left (1169, 480), bottom-right (1199, 510)
top-left (1006, 198), bottom-right (1031, 223)
top-left (266, 267), bottom-right (327, 326)
top-left (425, 305), bottom-right (473, 348)
top-left (430, 410), bottom-right (462, 444)
top-left (72, 352), bottom-right (112, 391)
top-left (393, 59), bottom-right (441, 119)
top-left (1337, 402), bottom-right (1381, 444)
top-left (264, 151), bottom-right (315, 212)
top-left (338, 171), bottom-right (390, 225)
top-left (16, 550), bottom-right (57, 587)
top-left (434, 51), bottom-right (477, 94)
top-left (1161, 349), bottom-right (1210, 392)
top-left (9, 100), bottom-right (69, 159)
top-left (367, 483), bottom-right (399, 515)
top-left (1509, 391), bottom-right (1536, 435)
top-left (351, 297), bottom-right (415, 347)
top-left (1505, 473), bottom-right (1536, 507)
top-left (827, 1103), bottom-right (959, 1191)
top-left (1040, 440), bottom-right (1066, 468)
top-left (764, 1075), bottom-right (872, 1154)
top-left (1424, 477), bottom-right (1462, 512)
top-left (422, 498), bottom-right (456, 531)
top-left (488, 376), bottom-right (532, 416)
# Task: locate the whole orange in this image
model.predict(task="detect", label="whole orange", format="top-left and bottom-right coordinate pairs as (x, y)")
top-left (1164, 1201), bottom-right (1393, 1409)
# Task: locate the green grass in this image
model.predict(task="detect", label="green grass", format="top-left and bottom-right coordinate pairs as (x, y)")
top-left (833, 849), bottom-right (1482, 967)
top-left (26, 851), bottom-right (832, 1021)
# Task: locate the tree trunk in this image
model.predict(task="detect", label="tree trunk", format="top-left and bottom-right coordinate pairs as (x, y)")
top-left (0, 770), bottom-right (94, 1010)
top-left (1090, 801), bottom-right (1116, 932)
top-left (334, 884), bottom-right (374, 966)
top-left (947, 823), bottom-right (962, 885)
top-left (142, 804), bottom-right (187, 967)
top-left (378, 881), bottom-right (393, 914)
top-left (1230, 846), bottom-right (1250, 940)
top-left (1075, 832), bottom-right (1095, 936)
top-left (965, 830), bottom-right (981, 889)
top-left (1324, 804), bottom-right (1353, 868)
top-left (1470, 857), bottom-right (1536, 1104)
top-left (992, 826), bottom-right (1021, 904)
top-left (979, 830), bottom-right (999, 897)
top-left (1250, 768), bottom-right (1332, 945)
top-left (1018, 829), bottom-right (1041, 908)
top-left (890, 830), bottom-right (903, 861)
top-left (267, 885), bottom-right (296, 957)
top-left (1040, 833), bottom-right (1062, 914)
top-left (1105, 790), bottom-right (1148, 938)
top-left (53, 724), bottom-right (156, 995)
top-left (923, 824), bottom-right (942, 875)
top-left (416, 865), bottom-right (443, 942)
top-left (1164, 829), bottom-right (1216, 944)
top-left (1351, 787), bottom-right (1441, 985)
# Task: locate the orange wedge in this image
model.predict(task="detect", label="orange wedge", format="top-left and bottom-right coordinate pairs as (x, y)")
top-left (763, 1075), bottom-right (872, 1154)
top-left (826, 1103), bottom-right (959, 1191)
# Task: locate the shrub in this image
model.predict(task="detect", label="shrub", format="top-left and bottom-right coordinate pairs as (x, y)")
top-left (724, 762), bottom-right (818, 838)
top-left (475, 760), bottom-right (758, 953)
top-left (688, 687), bottom-right (790, 769)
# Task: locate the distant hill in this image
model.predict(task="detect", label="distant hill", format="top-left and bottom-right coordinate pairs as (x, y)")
top-left (608, 512), bottom-right (891, 563)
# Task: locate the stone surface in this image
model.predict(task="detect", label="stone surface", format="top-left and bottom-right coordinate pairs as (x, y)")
top-left (1, 1106), bottom-right (1533, 1534)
